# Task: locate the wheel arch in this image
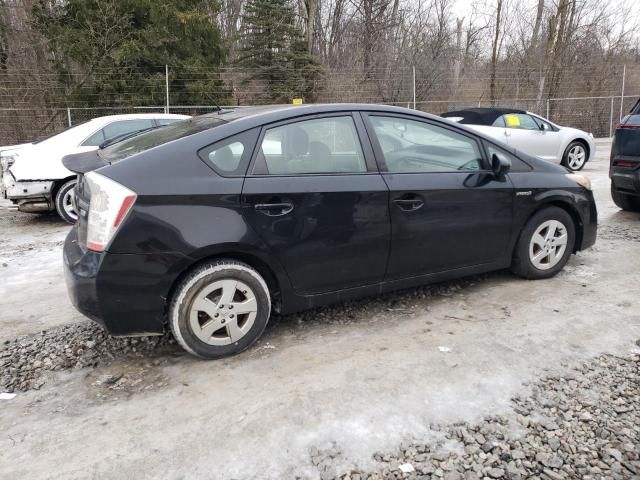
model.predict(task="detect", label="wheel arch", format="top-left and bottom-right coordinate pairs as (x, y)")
top-left (519, 199), bottom-right (584, 254)
top-left (565, 137), bottom-right (591, 162)
top-left (164, 248), bottom-right (286, 317)
top-left (51, 175), bottom-right (77, 198)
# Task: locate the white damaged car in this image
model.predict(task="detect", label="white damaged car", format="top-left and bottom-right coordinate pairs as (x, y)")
top-left (0, 113), bottom-right (189, 222)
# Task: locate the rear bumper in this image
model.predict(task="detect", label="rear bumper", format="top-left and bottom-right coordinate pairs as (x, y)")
top-left (63, 227), bottom-right (190, 336)
top-left (610, 168), bottom-right (640, 196)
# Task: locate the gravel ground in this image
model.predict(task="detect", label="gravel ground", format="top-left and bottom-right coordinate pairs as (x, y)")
top-left (312, 352), bottom-right (640, 480)
top-left (0, 278), bottom-right (474, 393)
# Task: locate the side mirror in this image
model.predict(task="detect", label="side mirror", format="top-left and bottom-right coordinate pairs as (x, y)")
top-left (539, 122), bottom-right (546, 131)
top-left (491, 153), bottom-right (511, 179)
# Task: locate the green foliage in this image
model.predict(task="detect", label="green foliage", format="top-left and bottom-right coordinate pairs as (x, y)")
top-left (33, 0), bottom-right (230, 106)
top-left (236, 0), bottom-right (321, 103)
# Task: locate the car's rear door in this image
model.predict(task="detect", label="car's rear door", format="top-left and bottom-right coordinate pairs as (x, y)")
top-left (242, 113), bottom-right (390, 295)
top-left (362, 112), bottom-right (514, 279)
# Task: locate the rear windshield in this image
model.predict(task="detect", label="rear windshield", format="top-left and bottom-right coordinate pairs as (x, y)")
top-left (99, 115), bottom-right (227, 162)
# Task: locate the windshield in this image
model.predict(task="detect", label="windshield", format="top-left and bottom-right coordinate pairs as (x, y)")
top-left (99, 115), bottom-right (227, 162)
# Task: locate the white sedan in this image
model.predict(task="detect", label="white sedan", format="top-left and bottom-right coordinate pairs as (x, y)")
top-left (0, 113), bottom-right (189, 222)
top-left (441, 108), bottom-right (595, 171)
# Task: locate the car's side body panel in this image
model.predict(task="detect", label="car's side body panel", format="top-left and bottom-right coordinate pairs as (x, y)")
top-left (63, 104), bottom-right (598, 336)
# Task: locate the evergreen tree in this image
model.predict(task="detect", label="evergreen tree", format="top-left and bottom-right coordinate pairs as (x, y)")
top-left (33, 0), bottom-right (230, 107)
top-left (236, 0), bottom-right (320, 103)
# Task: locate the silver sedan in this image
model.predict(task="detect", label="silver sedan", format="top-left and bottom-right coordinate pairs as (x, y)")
top-left (442, 108), bottom-right (595, 171)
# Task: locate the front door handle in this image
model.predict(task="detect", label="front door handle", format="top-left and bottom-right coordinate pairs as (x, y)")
top-left (254, 202), bottom-right (294, 216)
top-left (393, 195), bottom-right (424, 211)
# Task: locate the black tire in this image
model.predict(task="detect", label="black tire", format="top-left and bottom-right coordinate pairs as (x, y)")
top-left (54, 179), bottom-right (78, 224)
top-left (561, 141), bottom-right (588, 171)
top-left (611, 184), bottom-right (640, 212)
top-left (511, 207), bottom-right (576, 280)
top-left (169, 260), bottom-right (271, 359)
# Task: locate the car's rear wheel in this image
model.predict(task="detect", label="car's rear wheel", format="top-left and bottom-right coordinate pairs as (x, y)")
top-left (561, 141), bottom-right (587, 171)
top-left (611, 184), bottom-right (640, 212)
top-left (54, 179), bottom-right (78, 224)
top-left (169, 260), bottom-right (271, 359)
top-left (511, 207), bottom-right (575, 279)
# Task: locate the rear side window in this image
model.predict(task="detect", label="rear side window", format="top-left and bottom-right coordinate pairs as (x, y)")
top-left (252, 116), bottom-right (367, 175)
top-left (198, 129), bottom-right (259, 176)
top-left (485, 142), bottom-right (532, 172)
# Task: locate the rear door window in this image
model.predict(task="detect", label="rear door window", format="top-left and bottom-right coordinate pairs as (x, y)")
top-left (252, 116), bottom-right (367, 175)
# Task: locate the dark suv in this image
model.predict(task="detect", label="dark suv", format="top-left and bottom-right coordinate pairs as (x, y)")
top-left (63, 104), bottom-right (597, 359)
top-left (611, 99), bottom-right (640, 211)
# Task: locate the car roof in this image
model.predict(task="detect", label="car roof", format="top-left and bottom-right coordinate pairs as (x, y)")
top-left (198, 103), bottom-right (452, 130)
top-left (441, 107), bottom-right (527, 125)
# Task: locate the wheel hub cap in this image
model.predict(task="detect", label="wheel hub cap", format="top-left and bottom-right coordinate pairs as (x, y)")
top-left (62, 189), bottom-right (78, 221)
top-left (567, 146), bottom-right (585, 170)
top-left (529, 220), bottom-right (568, 270)
top-left (189, 279), bottom-right (258, 346)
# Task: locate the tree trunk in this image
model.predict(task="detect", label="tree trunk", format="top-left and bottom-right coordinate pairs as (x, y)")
top-left (490, 0), bottom-right (503, 106)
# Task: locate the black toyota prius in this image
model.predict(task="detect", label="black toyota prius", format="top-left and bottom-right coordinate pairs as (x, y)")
top-left (63, 104), bottom-right (597, 359)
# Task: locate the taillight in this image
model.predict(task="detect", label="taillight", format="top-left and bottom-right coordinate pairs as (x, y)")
top-left (613, 160), bottom-right (638, 169)
top-left (616, 123), bottom-right (640, 130)
top-left (85, 172), bottom-right (137, 252)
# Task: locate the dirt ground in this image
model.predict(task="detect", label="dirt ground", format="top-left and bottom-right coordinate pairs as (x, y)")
top-left (1, 138), bottom-right (639, 479)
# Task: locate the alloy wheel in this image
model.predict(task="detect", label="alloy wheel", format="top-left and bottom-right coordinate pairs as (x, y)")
top-left (62, 188), bottom-right (78, 221)
top-left (528, 220), bottom-right (568, 270)
top-left (189, 279), bottom-right (258, 345)
top-left (567, 145), bottom-right (586, 170)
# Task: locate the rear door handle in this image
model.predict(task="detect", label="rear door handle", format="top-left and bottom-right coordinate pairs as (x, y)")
top-left (254, 202), bottom-right (294, 216)
top-left (393, 195), bottom-right (424, 211)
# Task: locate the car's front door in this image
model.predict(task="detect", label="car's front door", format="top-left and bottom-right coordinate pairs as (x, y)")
top-left (363, 113), bottom-right (514, 279)
top-left (502, 113), bottom-right (561, 162)
top-left (242, 113), bottom-right (390, 295)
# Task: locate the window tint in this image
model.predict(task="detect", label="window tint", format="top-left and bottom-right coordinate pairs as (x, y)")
top-left (198, 129), bottom-right (259, 176)
top-left (485, 142), bottom-right (531, 172)
top-left (103, 119), bottom-right (155, 140)
top-left (504, 114), bottom-right (539, 131)
top-left (82, 129), bottom-right (105, 146)
top-left (370, 116), bottom-right (483, 173)
top-left (253, 116), bottom-right (366, 175)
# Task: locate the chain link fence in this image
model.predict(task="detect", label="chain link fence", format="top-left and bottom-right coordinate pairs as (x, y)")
top-left (1, 65), bottom-right (638, 144)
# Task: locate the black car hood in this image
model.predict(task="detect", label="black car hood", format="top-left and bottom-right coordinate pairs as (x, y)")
top-left (62, 150), bottom-right (109, 174)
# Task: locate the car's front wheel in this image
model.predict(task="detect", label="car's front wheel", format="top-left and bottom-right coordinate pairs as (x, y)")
top-left (611, 185), bottom-right (640, 212)
top-left (169, 260), bottom-right (271, 359)
top-left (561, 141), bottom-right (588, 171)
top-left (511, 207), bottom-right (575, 279)
top-left (54, 179), bottom-right (78, 224)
